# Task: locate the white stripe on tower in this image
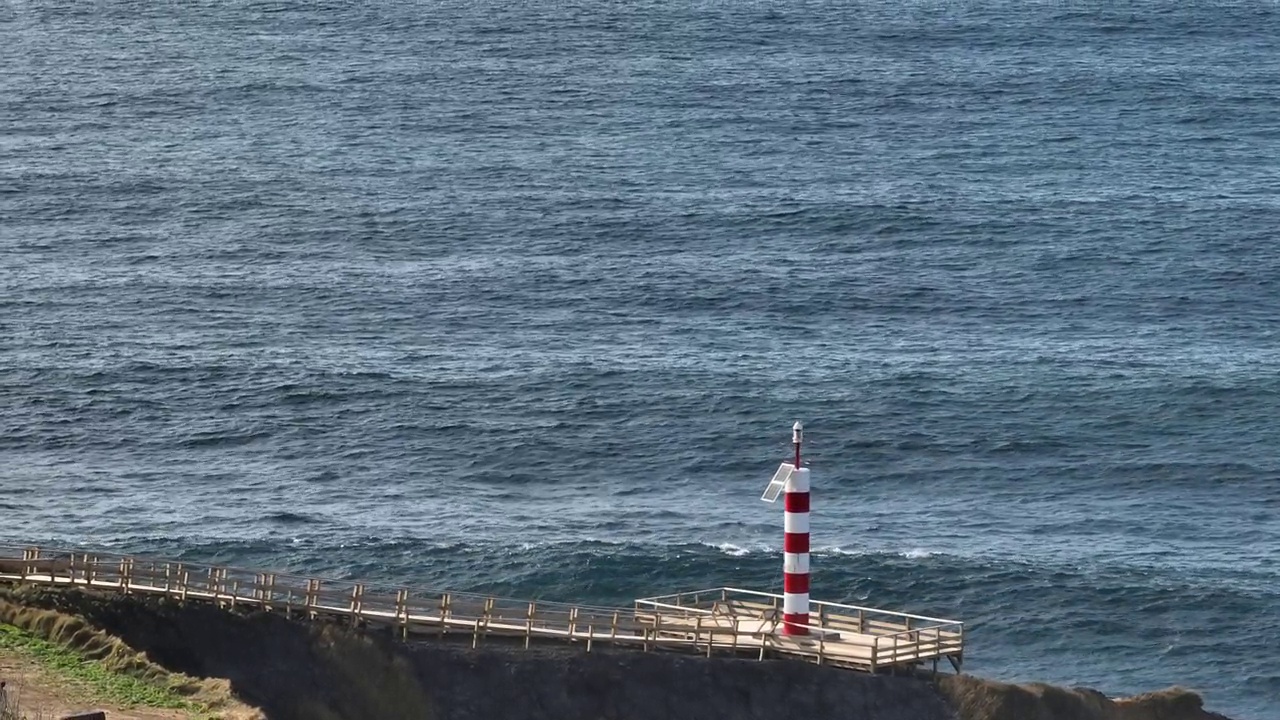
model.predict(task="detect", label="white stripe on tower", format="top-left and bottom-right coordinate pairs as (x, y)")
top-left (783, 421), bottom-right (809, 636)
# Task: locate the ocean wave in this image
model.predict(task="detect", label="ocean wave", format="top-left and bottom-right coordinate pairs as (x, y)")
top-left (715, 543), bottom-right (947, 561)
top-left (178, 429), bottom-right (273, 449)
top-left (262, 511), bottom-right (318, 525)
top-left (703, 541), bottom-right (770, 557)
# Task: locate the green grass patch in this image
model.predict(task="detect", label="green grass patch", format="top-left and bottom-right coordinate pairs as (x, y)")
top-left (0, 622), bottom-right (203, 715)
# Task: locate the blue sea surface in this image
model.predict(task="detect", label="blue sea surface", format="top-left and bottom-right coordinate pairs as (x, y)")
top-left (2, 0), bottom-right (1278, 717)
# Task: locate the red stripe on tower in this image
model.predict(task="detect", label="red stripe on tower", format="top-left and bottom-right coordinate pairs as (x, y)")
top-left (784, 492), bottom-right (809, 513)
top-left (783, 572), bottom-right (810, 594)
top-left (783, 532), bottom-right (809, 553)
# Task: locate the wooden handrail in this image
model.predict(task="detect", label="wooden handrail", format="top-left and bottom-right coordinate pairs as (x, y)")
top-left (0, 545), bottom-right (963, 673)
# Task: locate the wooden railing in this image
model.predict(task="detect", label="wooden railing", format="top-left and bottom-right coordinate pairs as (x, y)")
top-left (636, 587), bottom-right (965, 672)
top-left (0, 545), bottom-right (963, 672)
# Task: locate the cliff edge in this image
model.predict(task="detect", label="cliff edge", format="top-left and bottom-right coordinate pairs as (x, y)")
top-left (0, 586), bottom-right (1236, 720)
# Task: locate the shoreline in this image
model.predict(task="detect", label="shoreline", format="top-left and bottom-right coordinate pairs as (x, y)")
top-left (0, 583), bottom-right (1239, 720)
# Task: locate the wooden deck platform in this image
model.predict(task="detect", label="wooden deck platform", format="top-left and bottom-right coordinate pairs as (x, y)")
top-left (0, 545), bottom-right (963, 673)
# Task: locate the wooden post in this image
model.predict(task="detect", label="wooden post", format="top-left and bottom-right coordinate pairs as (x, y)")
top-left (609, 611), bottom-right (619, 643)
top-left (396, 589), bottom-right (409, 641)
top-left (439, 594), bottom-right (450, 638)
top-left (586, 624), bottom-right (594, 653)
top-left (857, 609), bottom-right (865, 633)
top-left (525, 602), bottom-right (535, 649)
top-left (870, 636), bottom-right (878, 673)
top-left (480, 597), bottom-right (494, 642)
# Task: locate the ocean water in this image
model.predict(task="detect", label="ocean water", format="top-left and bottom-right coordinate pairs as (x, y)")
top-left (2, 0), bottom-right (1278, 716)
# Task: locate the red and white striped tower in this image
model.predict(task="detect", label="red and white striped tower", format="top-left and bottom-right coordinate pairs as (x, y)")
top-left (760, 421), bottom-right (812, 636)
top-left (782, 421), bottom-right (810, 636)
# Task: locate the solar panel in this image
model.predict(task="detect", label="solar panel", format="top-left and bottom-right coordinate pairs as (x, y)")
top-left (761, 462), bottom-right (795, 503)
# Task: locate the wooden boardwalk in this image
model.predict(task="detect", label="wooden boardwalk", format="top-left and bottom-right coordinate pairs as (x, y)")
top-left (0, 545), bottom-right (964, 674)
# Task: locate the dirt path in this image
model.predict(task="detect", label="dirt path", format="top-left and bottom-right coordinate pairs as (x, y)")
top-left (0, 650), bottom-right (189, 720)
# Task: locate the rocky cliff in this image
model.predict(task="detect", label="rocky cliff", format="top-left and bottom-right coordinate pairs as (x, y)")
top-left (0, 586), bottom-right (1237, 720)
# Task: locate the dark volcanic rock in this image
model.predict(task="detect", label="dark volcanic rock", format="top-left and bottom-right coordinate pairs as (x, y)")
top-left (408, 644), bottom-right (953, 720)
top-left (11, 587), bottom-right (955, 720)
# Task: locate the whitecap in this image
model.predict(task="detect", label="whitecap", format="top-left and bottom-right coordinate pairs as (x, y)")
top-left (714, 542), bottom-right (750, 557)
top-left (818, 546), bottom-right (865, 556)
top-left (902, 548), bottom-right (938, 559)
top-left (698, 541), bottom-right (772, 557)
